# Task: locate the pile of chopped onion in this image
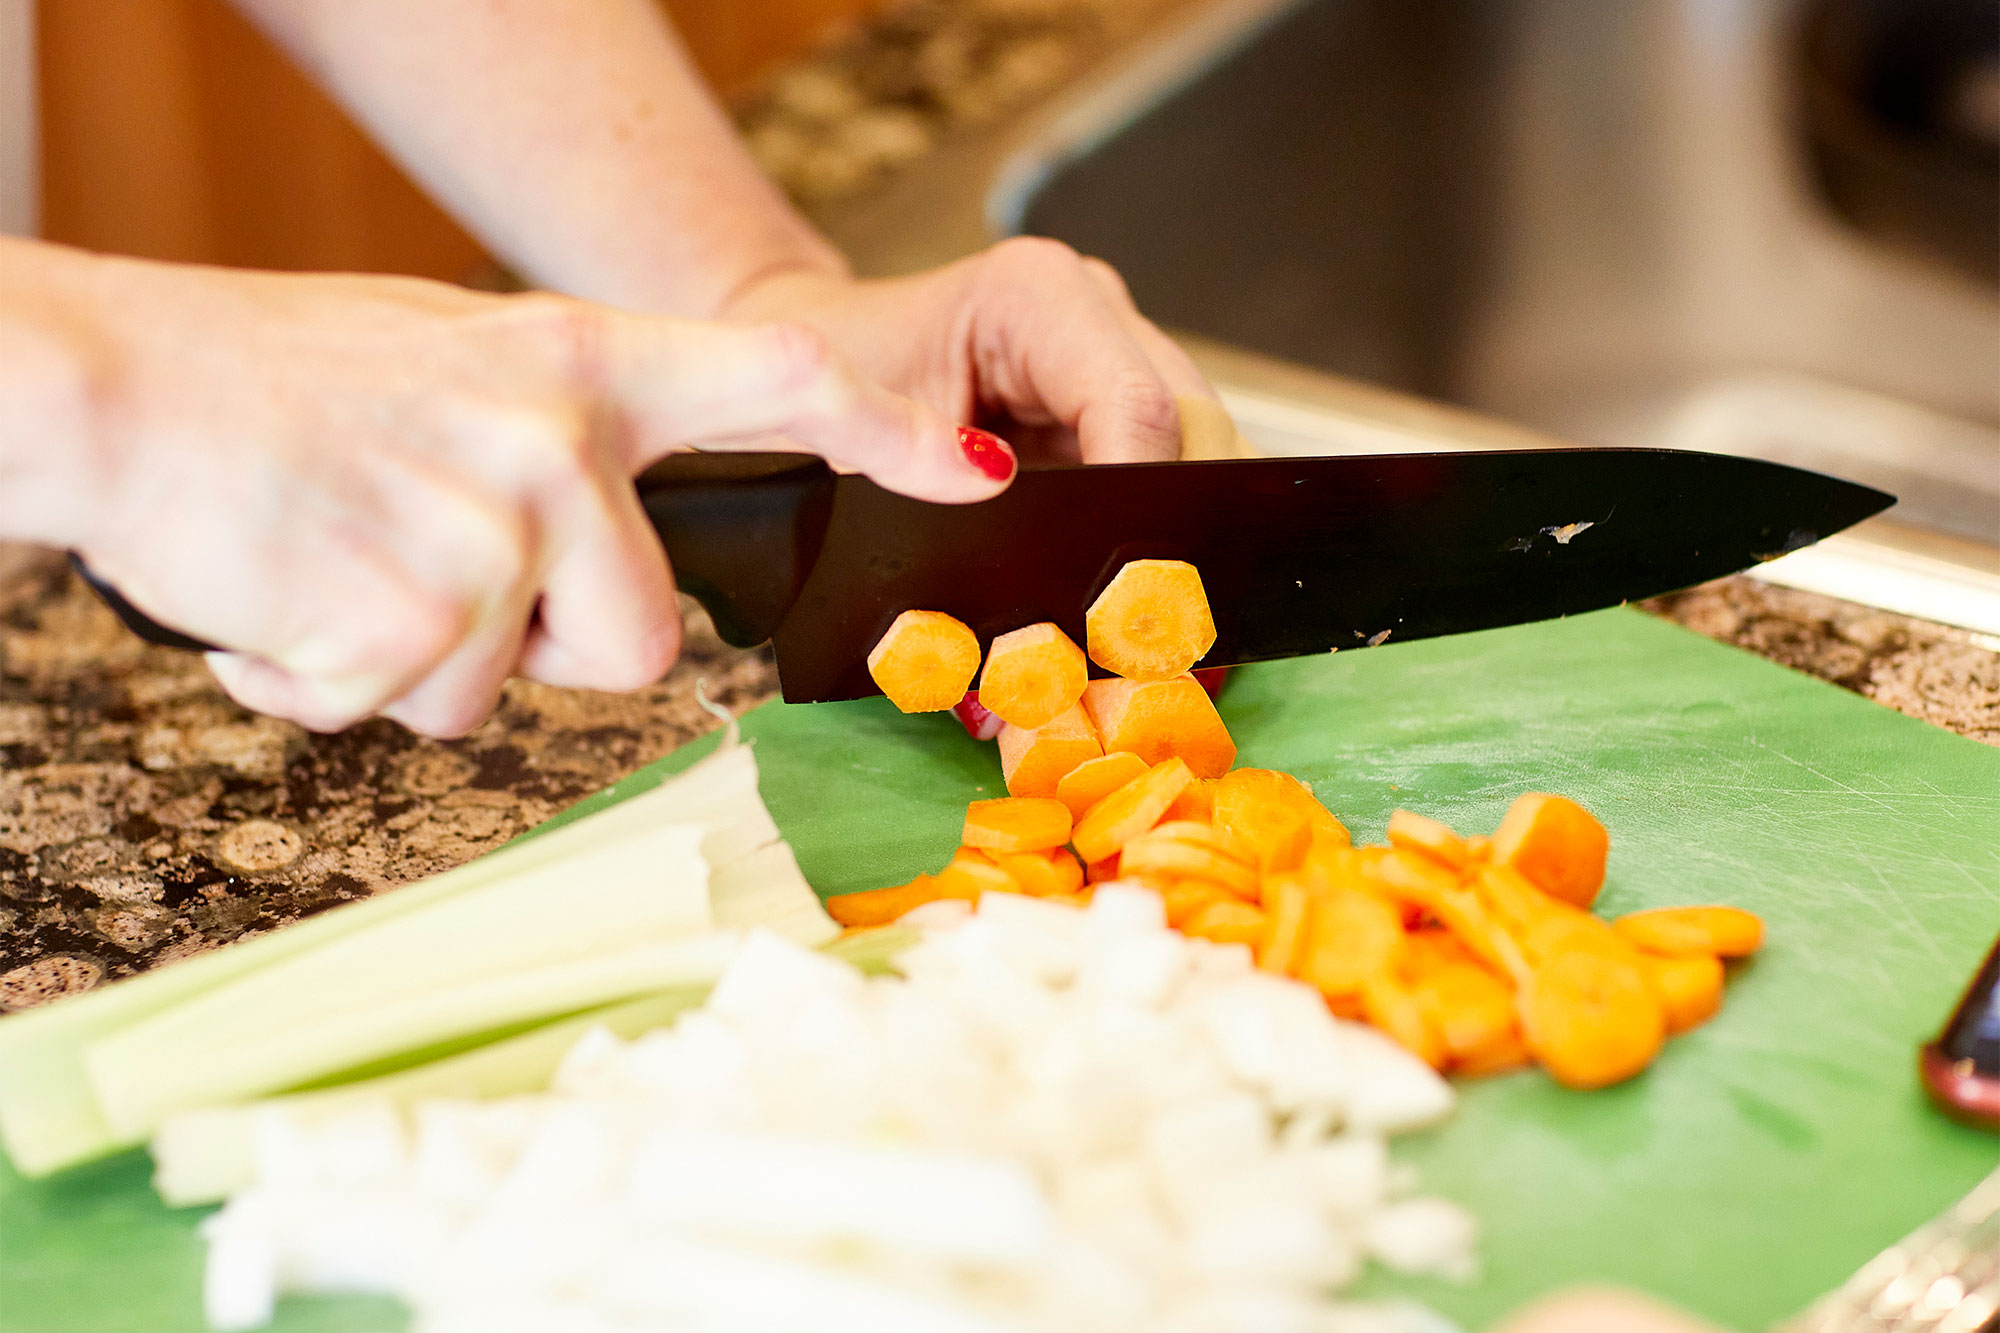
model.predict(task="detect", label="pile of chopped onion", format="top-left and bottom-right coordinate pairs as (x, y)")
top-left (197, 887), bottom-right (1477, 1332)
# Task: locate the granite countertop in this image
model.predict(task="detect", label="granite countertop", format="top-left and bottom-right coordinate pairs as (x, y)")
top-left (3, 0), bottom-right (1996, 1008)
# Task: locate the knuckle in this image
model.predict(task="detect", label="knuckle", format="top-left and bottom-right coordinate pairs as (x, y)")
top-left (1081, 255), bottom-right (1134, 303)
top-left (991, 235), bottom-right (1086, 283)
top-left (1108, 366), bottom-right (1181, 442)
top-left (758, 321), bottom-right (837, 392)
top-left (509, 294), bottom-right (612, 391)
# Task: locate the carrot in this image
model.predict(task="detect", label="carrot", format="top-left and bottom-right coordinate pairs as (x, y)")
top-left (1403, 927), bottom-right (1480, 974)
top-left (1518, 950), bottom-right (1666, 1089)
top-left (996, 703), bottom-right (1103, 798)
top-left (1454, 1025), bottom-right (1533, 1078)
top-left (1147, 820), bottom-right (1255, 863)
top-left (1118, 829), bottom-right (1258, 899)
top-left (1084, 558), bottom-right (1217, 681)
top-left (1255, 873), bottom-right (1315, 974)
top-left (1490, 792), bottom-right (1610, 909)
top-left (1080, 676), bottom-right (1236, 779)
top-left (866, 610), bottom-right (982, 713)
top-left (1613, 906), bottom-right (1764, 958)
top-left (1297, 885), bottom-right (1407, 1002)
top-left (1046, 847), bottom-right (1085, 896)
top-left (1071, 757), bottom-right (1193, 864)
top-left (1085, 852), bottom-right (1122, 883)
top-left (1386, 810), bottom-right (1473, 871)
top-left (1409, 960), bottom-right (1517, 1065)
top-left (1372, 851), bottom-right (1533, 985)
top-left (1213, 779), bottom-right (1312, 876)
top-left (1053, 752), bottom-right (1150, 820)
top-left (962, 797), bottom-right (1072, 854)
top-left (825, 875), bottom-right (943, 927)
top-left (976, 622), bottom-right (1089, 729)
top-left (1182, 897), bottom-right (1268, 948)
top-left (1218, 768), bottom-right (1349, 846)
top-left (1158, 879), bottom-right (1230, 929)
top-left (1164, 776), bottom-right (1218, 824)
top-left (1639, 952), bottom-right (1725, 1033)
top-left (934, 849), bottom-right (1017, 902)
top-left (1473, 864), bottom-right (1562, 931)
top-left (1361, 974), bottom-right (1446, 1068)
top-left (994, 850), bottom-right (1072, 898)
top-left (1520, 904), bottom-right (1643, 969)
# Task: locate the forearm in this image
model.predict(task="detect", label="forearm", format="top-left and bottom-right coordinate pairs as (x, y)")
top-left (0, 236), bottom-right (104, 548)
top-left (234, 0), bottom-right (845, 318)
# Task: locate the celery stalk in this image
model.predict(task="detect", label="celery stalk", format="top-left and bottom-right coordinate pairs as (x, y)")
top-left (152, 986), bottom-right (711, 1207)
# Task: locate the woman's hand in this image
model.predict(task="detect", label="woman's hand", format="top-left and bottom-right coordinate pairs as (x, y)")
top-left (720, 238), bottom-right (1220, 466)
top-left (9, 242), bottom-right (1007, 736)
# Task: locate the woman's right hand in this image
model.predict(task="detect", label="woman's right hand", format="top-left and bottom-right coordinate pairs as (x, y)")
top-left (3, 241), bottom-right (1011, 736)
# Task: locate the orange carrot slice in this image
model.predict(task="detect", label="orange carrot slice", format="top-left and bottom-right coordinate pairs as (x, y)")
top-left (1490, 792), bottom-right (1610, 909)
top-left (1297, 885), bottom-right (1407, 1001)
top-left (1046, 847), bottom-right (1085, 896)
top-left (963, 797), bottom-right (1072, 854)
top-left (1386, 810), bottom-right (1473, 871)
top-left (1455, 1025), bottom-right (1532, 1078)
top-left (1639, 951), bottom-right (1725, 1033)
top-left (976, 622), bottom-right (1089, 729)
top-left (1410, 959), bottom-right (1517, 1065)
top-left (1080, 676), bottom-right (1236, 779)
top-left (1518, 950), bottom-right (1666, 1089)
top-left (1361, 974), bottom-right (1446, 1068)
top-left (1255, 873), bottom-right (1315, 974)
top-left (996, 703), bottom-right (1103, 798)
top-left (1147, 820), bottom-right (1256, 863)
top-left (1158, 879), bottom-right (1230, 929)
top-left (1085, 852), bottom-right (1122, 883)
top-left (1072, 757), bottom-right (1193, 864)
top-left (1613, 906), bottom-right (1764, 958)
top-left (1164, 776), bottom-right (1218, 823)
top-left (994, 850), bottom-right (1067, 897)
top-left (1218, 768), bottom-right (1349, 846)
top-left (825, 875), bottom-right (943, 927)
top-left (1054, 752), bottom-right (1150, 820)
top-left (866, 610), bottom-right (981, 713)
top-left (1118, 830), bottom-right (1259, 898)
top-left (1473, 864), bottom-right (1562, 931)
top-left (934, 855), bottom-right (1015, 902)
top-left (1213, 780), bottom-right (1312, 876)
top-left (1084, 558), bottom-right (1217, 680)
top-left (1182, 897), bottom-right (1268, 947)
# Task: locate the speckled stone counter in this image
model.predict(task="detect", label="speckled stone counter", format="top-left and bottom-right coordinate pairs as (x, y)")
top-left (3, 539), bottom-right (1993, 1011)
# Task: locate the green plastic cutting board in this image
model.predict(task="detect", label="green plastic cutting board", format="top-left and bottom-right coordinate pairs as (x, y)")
top-left (4, 609), bottom-right (1996, 1333)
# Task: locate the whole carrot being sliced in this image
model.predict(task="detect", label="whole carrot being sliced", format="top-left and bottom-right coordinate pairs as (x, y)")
top-left (1219, 768), bottom-right (1349, 847)
top-left (976, 622), bottom-right (1089, 729)
top-left (1297, 885), bottom-right (1407, 1002)
top-left (826, 875), bottom-right (944, 927)
top-left (1054, 752), bottom-right (1150, 820)
top-left (1084, 558), bottom-right (1217, 680)
top-left (963, 797), bottom-right (1072, 854)
top-left (1183, 897), bottom-right (1268, 948)
top-left (1072, 757), bottom-right (1193, 864)
top-left (1255, 873), bottom-right (1315, 975)
top-left (1639, 951), bottom-right (1725, 1033)
top-left (1490, 792), bottom-right (1610, 909)
top-left (1386, 810), bottom-right (1473, 871)
top-left (1518, 950), bottom-right (1666, 1089)
top-left (996, 703), bottom-right (1103, 798)
top-left (866, 610), bottom-right (982, 713)
top-left (1081, 676), bottom-right (1236, 779)
top-left (1118, 831), bottom-right (1258, 899)
top-left (1613, 906), bottom-right (1764, 958)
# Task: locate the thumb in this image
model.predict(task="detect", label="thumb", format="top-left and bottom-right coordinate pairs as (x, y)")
top-left (602, 316), bottom-right (1015, 503)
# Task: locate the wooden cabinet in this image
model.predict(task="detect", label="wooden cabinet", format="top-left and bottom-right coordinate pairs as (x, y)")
top-left (35, 0), bottom-right (883, 280)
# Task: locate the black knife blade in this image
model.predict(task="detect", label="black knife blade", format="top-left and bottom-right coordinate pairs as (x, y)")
top-left (81, 447), bottom-right (1893, 704)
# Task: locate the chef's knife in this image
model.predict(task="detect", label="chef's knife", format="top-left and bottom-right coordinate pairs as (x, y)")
top-left (76, 447), bottom-right (1893, 703)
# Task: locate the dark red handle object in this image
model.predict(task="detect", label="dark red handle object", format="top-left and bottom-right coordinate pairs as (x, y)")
top-left (1921, 933), bottom-right (2000, 1132)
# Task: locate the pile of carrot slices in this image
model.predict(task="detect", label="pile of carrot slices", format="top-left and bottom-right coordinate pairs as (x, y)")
top-left (847, 560), bottom-right (1763, 1089)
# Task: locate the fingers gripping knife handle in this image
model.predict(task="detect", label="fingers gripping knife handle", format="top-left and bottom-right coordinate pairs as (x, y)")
top-left (73, 452), bottom-right (838, 658)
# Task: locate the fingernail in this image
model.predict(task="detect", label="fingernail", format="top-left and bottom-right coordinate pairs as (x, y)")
top-left (958, 426), bottom-right (1016, 482)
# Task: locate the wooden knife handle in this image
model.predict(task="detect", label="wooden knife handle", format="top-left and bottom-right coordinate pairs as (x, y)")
top-left (76, 451), bottom-right (838, 657)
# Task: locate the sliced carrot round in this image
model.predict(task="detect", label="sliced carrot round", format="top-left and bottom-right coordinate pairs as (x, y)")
top-left (996, 703), bottom-right (1103, 798)
top-left (1518, 950), bottom-right (1666, 1089)
top-left (1182, 897), bottom-right (1268, 947)
top-left (1298, 885), bottom-right (1407, 1001)
top-left (1410, 960), bottom-right (1516, 1065)
top-left (1157, 879), bottom-right (1231, 928)
top-left (1084, 559), bottom-right (1218, 681)
top-left (1054, 751), bottom-right (1150, 820)
top-left (1386, 809), bottom-right (1473, 870)
top-left (962, 797), bottom-right (1073, 854)
top-left (1490, 792), bottom-right (1610, 909)
top-left (1218, 768), bottom-right (1348, 846)
top-left (1081, 676), bottom-right (1236, 779)
top-left (1213, 782), bottom-right (1312, 876)
top-left (976, 622), bottom-right (1089, 729)
top-left (866, 609), bottom-right (981, 713)
top-left (1361, 974), bottom-right (1446, 1069)
top-left (1164, 775), bottom-right (1219, 823)
top-left (1118, 830), bottom-right (1259, 898)
top-left (1639, 951), bottom-right (1725, 1033)
top-left (1255, 873), bottom-right (1315, 975)
top-left (826, 875), bottom-right (943, 927)
top-left (1613, 906), bottom-right (1764, 958)
top-left (1072, 757), bottom-right (1193, 864)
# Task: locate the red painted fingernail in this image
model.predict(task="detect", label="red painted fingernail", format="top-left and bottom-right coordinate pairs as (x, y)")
top-left (958, 426), bottom-right (1016, 482)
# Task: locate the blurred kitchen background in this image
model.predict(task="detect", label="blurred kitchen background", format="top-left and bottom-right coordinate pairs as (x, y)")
top-left (3, 0), bottom-right (1997, 624)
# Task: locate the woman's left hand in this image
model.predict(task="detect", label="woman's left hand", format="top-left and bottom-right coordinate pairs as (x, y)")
top-left (721, 237), bottom-right (1219, 467)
